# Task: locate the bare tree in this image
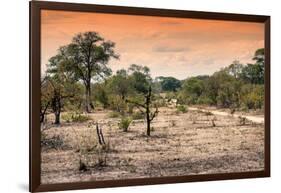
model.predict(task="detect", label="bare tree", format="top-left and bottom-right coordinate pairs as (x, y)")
top-left (126, 86), bottom-right (158, 136)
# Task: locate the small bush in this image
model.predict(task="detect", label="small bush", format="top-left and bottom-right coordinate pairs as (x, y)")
top-left (241, 84), bottom-right (264, 110)
top-left (62, 112), bottom-right (90, 123)
top-left (41, 135), bottom-right (64, 150)
top-left (108, 111), bottom-right (120, 118)
top-left (205, 111), bottom-right (213, 116)
top-left (211, 116), bottom-right (217, 127)
top-left (176, 105), bottom-right (188, 113)
top-left (238, 116), bottom-right (247, 125)
top-left (118, 117), bottom-right (132, 132)
top-left (79, 159), bottom-right (88, 172)
top-left (197, 96), bottom-right (213, 105)
top-left (131, 112), bottom-right (144, 120)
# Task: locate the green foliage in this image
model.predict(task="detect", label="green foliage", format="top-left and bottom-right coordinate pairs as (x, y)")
top-left (156, 76), bottom-right (181, 92)
top-left (131, 111), bottom-right (144, 120)
top-left (108, 95), bottom-right (127, 113)
top-left (178, 77), bottom-right (204, 104)
top-left (107, 69), bottom-right (132, 100)
top-left (108, 111), bottom-right (120, 118)
top-left (165, 92), bottom-right (177, 101)
top-left (128, 64), bottom-right (152, 94)
top-left (177, 50), bottom-right (264, 110)
top-left (176, 105), bottom-right (188, 113)
top-left (57, 31), bottom-right (119, 112)
top-left (241, 63), bottom-right (264, 84)
top-left (241, 49), bottom-right (265, 84)
top-left (196, 96), bottom-right (213, 105)
top-left (118, 117), bottom-right (132, 132)
top-left (62, 112), bottom-right (90, 123)
top-left (241, 84), bottom-right (264, 110)
top-left (93, 83), bottom-right (109, 108)
top-left (63, 83), bottom-right (85, 111)
top-left (42, 53), bottom-right (82, 124)
top-left (43, 30), bottom-right (265, 121)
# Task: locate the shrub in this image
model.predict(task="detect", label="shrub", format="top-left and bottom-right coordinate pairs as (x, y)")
top-left (131, 111), bottom-right (144, 120)
top-left (156, 98), bottom-right (167, 107)
top-left (108, 111), bottom-right (120, 118)
top-left (197, 96), bottom-right (213, 105)
top-left (238, 116), bottom-right (247, 125)
top-left (108, 96), bottom-right (127, 113)
top-left (62, 112), bottom-right (90, 123)
top-left (118, 117), bottom-right (132, 132)
top-left (41, 135), bottom-right (64, 150)
top-left (176, 105), bottom-right (187, 113)
top-left (211, 116), bottom-right (217, 127)
top-left (205, 111), bottom-right (213, 116)
top-left (242, 92), bottom-right (263, 110)
top-left (241, 84), bottom-right (264, 110)
top-left (79, 159), bottom-right (88, 172)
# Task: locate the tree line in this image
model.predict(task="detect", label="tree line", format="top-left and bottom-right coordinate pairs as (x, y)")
top-left (41, 31), bottom-right (265, 135)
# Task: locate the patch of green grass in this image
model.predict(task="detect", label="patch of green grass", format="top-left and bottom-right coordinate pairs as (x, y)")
top-left (108, 111), bottom-right (121, 118)
top-left (62, 112), bottom-right (90, 123)
top-left (131, 111), bottom-right (144, 120)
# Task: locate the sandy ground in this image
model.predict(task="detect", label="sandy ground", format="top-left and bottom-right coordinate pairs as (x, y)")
top-left (41, 107), bottom-right (264, 184)
top-left (188, 107), bottom-right (264, 124)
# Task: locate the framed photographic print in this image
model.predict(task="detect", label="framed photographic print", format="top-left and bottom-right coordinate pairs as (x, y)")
top-left (30, 1), bottom-right (270, 192)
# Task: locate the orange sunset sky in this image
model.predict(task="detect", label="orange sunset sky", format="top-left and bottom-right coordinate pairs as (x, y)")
top-left (41, 10), bottom-right (264, 79)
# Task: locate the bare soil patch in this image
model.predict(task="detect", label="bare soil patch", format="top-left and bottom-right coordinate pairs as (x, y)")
top-left (41, 107), bottom-right (264, 184)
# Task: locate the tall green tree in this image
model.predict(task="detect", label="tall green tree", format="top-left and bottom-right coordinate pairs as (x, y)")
top-left (179, 77), bottom-right (204, 104)
top-left (108, 69), bottom-right (132, 100)
top-left (205, 70), bottom-right (242, 107)
top-left (156, 76), bottom-right (181, 92)
top-left (62, 31), bottom-right (119, 112)
top-left (44, 54), bottom-right (80, 124)
top-left (241, 48), bottom-right (264, 84)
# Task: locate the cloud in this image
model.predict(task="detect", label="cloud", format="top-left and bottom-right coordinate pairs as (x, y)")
top-left (153, 46), bottom-right (190, 53)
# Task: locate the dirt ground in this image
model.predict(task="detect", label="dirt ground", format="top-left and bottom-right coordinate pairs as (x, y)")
top-left (41, 107), bottom-right (264, 184)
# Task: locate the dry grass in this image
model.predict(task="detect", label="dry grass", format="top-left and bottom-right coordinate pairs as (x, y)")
top-left (41, 107), bottom-right (264, 184)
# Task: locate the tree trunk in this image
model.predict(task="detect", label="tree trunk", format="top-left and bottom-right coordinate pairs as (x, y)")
top-left (52, 92), bottom-right (61, 125)
top-left (54, 111), bottom-right (60, 125)
top-left (40, 102), bottom-right (49, 123)
top-left (146, 116), bottom-right (151, 136)
top-left (40, 114), bottom-right (45, 123)
top-left (146, 86), bottom-right (151, 136)
top-left (85, 83), bottom-right (92, 113)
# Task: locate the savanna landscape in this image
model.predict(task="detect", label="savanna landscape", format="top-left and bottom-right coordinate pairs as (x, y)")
top-left (40, 11), bottom-right (265, 184)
